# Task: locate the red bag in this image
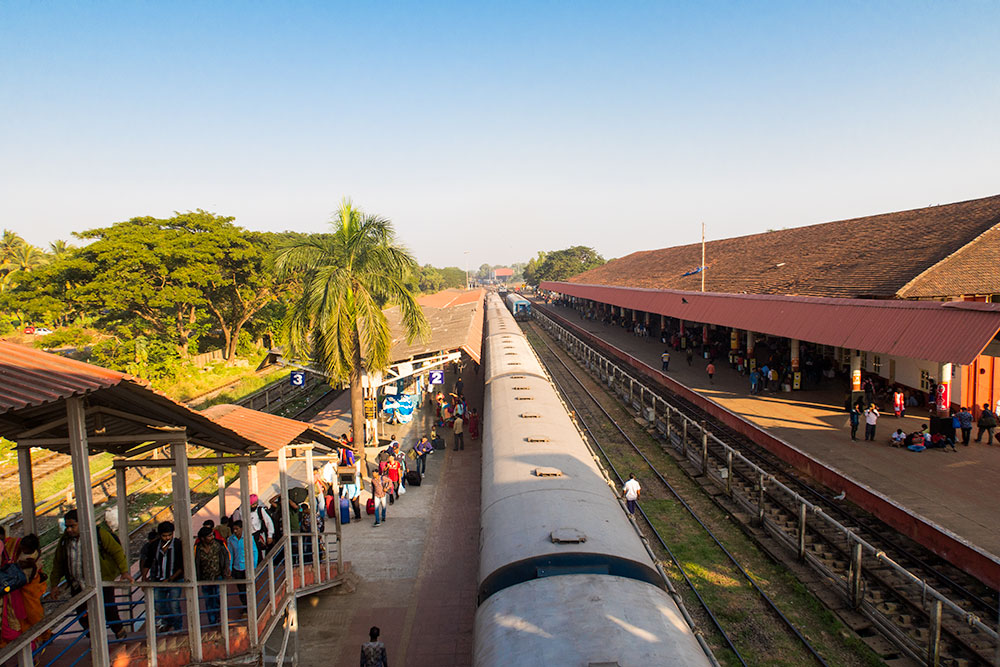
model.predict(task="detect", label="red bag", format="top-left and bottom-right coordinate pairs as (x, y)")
top-left (366, 498), bottom-right (375, 515)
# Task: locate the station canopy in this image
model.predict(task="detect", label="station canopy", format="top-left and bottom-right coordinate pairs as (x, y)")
top-left (0, 341), bottom-right (265, 456)
top-left (384, 288), bottom-right (485, 365)
top-left (541, 282), bottom-right (1000, 366)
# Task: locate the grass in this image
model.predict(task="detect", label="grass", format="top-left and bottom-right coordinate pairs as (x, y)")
top-left (0, 452), bottom-right (116, 521)
top-left (188, 367), bottom-right (292, 409)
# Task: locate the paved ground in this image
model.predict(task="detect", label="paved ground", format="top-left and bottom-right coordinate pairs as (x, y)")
top-left (298, 363), bottom-right (481, 667)
top-left (545, 304), bottom-right (1000, 559)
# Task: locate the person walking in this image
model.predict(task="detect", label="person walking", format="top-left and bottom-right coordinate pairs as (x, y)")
top-left (360, 626), bottom-right (388, 667)
top-left (232, 494), bottom-right (275, 555)
top-left (958, 406), bottom-right (973, 445)
top-left (864, 404), bottom-right (880, 441)
top-left (975, 403), bottom-right (997, 445)
top-left (661, 350), bottom-right (670, 372)
top-left (49, 509), bottom-right (133, 639)
top-left (749, 369), bottom-right (760, 395)
top-left (453, 414), bottom-right (465, 451)
top-left (706, 362), bottom-right (715, 385)
top-left (849, 402), bottom-right (861, 441)
top-left (371, 471), bottom-right (388, 526)
top-left (622, 474), bottom-right (641, 515)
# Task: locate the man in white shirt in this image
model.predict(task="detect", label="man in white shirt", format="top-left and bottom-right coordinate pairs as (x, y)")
top-left (622, 474), bottom-right (641, 515)
top-left (232, 494), bottom-right (275, 552)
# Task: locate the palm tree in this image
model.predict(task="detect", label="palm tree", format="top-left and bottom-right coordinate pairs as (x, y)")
top-left (49, 239), bottom-right (74, 260)
top-left (275, 200), bottom-right (429, 468)
top-left (11, 244), bottom-right (46, 272)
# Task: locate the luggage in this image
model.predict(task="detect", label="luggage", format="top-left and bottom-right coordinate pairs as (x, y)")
top-left (405, 470), bottom-right (422, 487)
top-left (366, 498), bottom-right (375, 515)
top-left (340, 498), bottom-right (351, 525)
top-left (0, 563), bottom-right (27, 595)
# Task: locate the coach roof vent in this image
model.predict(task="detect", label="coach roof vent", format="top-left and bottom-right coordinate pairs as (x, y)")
top-left (550, 528), bottom-right (587, 543)
top-left (524, 436), bottom-right (550, 443)
top-left (534, 467), bottom-right (562, 477)
top-left (519, 412), bottom-right (541, 419)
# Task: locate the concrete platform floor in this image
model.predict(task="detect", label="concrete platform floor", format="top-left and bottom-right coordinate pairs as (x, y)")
top-left (298, 364), bottom-right (480, 667)
top-left (544, 304), bottom-right (1000, 560)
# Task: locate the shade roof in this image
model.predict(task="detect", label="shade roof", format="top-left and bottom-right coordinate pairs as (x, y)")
top-left (0, 341), bottom-right (266, 455)
top-left (542, 282), bottom-right (1000, 365)
top-left (384, 288), bottom-right (485, 364)
top-left (570, 194), bottom-right (1000, 299)
top-left (201, 404), bottom-right (340, 452)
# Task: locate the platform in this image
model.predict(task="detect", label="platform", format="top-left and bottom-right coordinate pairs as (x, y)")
top-left (542, 303), bottom-right (1000, 562)
top-left (298, 363), bottom-right (481, 667)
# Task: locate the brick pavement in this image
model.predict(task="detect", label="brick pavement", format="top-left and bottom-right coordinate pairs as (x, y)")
top-left (297, 363), bottom-right (481, 666)
top-left (546, 304), bottom-right (1000, 559)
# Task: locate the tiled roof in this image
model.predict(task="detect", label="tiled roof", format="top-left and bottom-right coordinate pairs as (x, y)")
top-left (899, 223), bottom-right (1000, 298)
top-left (385, 289), bottom-right (485, 363)
top-left (570, 195), bottom-right (1000, 299)
top-left (201, 404), bottom-right (339, 451)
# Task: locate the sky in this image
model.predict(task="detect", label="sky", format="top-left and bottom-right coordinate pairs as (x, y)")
top-left (1, 1), bottom-right (998, 269)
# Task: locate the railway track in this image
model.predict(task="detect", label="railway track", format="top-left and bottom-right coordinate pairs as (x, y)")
top-left (533, 308), bottom-right (1000, 666)
top-left (528, 322), bottom-right (836, 666)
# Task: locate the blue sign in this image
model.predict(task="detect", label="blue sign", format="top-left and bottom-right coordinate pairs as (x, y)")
top-left (290, 370), bottom-right (306, 387)
top-left (429, 370), bottom-right (445, 385)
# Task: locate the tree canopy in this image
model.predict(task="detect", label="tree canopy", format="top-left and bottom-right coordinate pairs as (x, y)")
top-left (524, 245), bottom-right (605, 285)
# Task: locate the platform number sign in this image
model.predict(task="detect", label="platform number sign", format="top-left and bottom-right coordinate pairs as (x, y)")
top-left (290, 370), bottom-right (306, 387)
top-left (429, 370), bottom-right (445, 385)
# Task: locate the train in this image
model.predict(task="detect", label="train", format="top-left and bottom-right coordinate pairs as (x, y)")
top-left (475, 293), bottom-right (713, 666)
top-left (504, 291), bottom-right (532, 320)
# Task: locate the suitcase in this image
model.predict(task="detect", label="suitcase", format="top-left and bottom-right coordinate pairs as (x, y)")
top-left (405, 470), bottom-right (422, 487)
top-left (340, 498), bottom-right (351, 524)
top-left (366, 498), bottom-right (375, 515)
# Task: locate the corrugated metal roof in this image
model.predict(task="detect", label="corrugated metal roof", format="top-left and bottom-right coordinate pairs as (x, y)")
top-left (0, 341), bottom-right (127, 413)
top-left (201, 404), bottom-right (339, 452)
top-left (541, 282), bottom-right (1000, 365)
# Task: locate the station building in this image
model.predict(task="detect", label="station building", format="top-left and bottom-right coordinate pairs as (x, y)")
top-left (543, 193), bottom-right (1000, 416)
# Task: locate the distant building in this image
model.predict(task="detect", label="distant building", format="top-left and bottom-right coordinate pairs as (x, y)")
top-left (492, 267), bottom-right (514, 283)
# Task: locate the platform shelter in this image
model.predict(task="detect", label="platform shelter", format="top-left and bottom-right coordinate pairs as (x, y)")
top-left (0, 342), bottom-right (344, 667)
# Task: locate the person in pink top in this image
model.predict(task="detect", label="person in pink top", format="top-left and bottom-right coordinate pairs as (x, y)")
top-left (706, 362), bottom-right (716, 385)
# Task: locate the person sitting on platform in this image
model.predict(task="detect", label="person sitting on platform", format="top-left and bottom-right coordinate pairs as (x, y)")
top-left (890, 429), bottom-right (907, 447)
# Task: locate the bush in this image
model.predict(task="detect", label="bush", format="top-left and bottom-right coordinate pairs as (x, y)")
top-left (33, 327), bottom-right (93, 350)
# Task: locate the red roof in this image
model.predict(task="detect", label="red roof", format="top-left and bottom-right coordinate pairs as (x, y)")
top-left (0, 341), bottom-right (127, 412)
top-left (201, 404), bottom-right (339, 451)
top-left (386, 288), bottom-right (485, 364)
top-left (493, 268), bottom-right (514, 277)
top-left (541, 282), bottom-right (1000, 365)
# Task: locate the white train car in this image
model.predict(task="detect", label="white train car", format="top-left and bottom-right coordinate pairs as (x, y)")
top-left (476, 293), bottom-right (713, 667)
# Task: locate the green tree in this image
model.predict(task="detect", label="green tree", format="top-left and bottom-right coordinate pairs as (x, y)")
top-left (439, 267), bottom-right (467, 289)
top-left (530, 246), bottom-right (605, 285)
top-left (275, 200), bottom-right (429, 466)
top-left (68, 211), bottom-right (276, 358)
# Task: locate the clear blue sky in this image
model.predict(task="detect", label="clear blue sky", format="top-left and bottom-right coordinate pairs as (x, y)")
top-left (2, 1), bottom-right (998, 269)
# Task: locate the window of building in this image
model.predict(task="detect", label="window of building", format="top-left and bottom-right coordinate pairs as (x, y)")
top-left (861, 352), bottom-right (868, 371)
top-left (920, 370), bottom-right (932, 391)
top-left (873, 355), bottom-right (882, 374)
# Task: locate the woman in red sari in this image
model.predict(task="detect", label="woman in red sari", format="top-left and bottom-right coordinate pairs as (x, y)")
top-left (0, 533), bottom-right (46, 648)
top-left (467, 408), bottom-right (480, 440)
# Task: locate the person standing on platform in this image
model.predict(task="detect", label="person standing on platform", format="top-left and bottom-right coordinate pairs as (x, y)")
top-left (750, 369), bottom-right (760, 395)
top-left (454, 414), bottom-right (465, 451)
top-left (371, 472), bottom-right (388, 526)
top-left (864, 404), bottom-right (880, 441)
top-left (414, 436), bottom-right (431, 476)
top-left (958, 406), bottom-right (973, 445)
top-left (622, 474), bottom-right (641, 515)
top-left (760, 364), bottom-right (770, 391)
top-left (361, 626), bottom-right (388, 667)
top-left (893, 389), bottom-right (906, 418)
top-left (661, 350), bottom-right (670, 372)
top-left (706, 362), bottom-right (715, 384)
top-left (849, 402), bottom-right (861, 441)
top-left (975, 403), bottom-right (997, 445)
top-left (686, 347), bottom-right (694, 366)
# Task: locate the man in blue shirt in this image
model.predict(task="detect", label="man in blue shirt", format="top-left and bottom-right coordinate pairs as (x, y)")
top-left (227, 520), bottom-right (259, 616)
